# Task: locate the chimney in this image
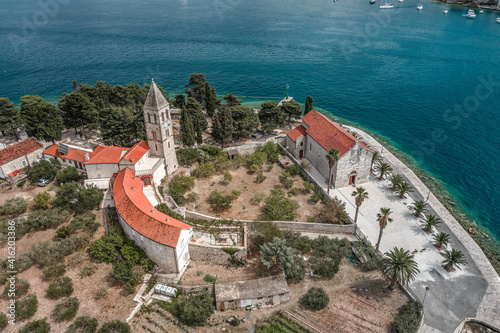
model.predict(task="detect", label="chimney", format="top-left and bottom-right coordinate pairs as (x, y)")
top-left (84, 152), bottom-right (89, 162)
top-left (131, 186), bottom-right (134, 190)
top-left (151, 209), bottom-right (154, 213)
top-left (166, 217), bottom-right (169, 222)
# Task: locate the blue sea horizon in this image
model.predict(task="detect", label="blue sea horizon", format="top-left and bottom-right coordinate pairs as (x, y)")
top-left (0, 0), bottom-right (498, 244)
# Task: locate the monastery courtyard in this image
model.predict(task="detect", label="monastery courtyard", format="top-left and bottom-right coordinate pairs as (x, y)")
top-left (298, 129), bottom-right (500, 333)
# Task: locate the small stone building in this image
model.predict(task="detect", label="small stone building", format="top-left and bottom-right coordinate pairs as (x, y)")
top-left (0, 138), bottom-right (44, 179)
top-left (215, 275), bottom-right (290, 310)
top-left (286, 110), bottom-right (373, 188)
top-left (43, 144), bottom-right (91, 173)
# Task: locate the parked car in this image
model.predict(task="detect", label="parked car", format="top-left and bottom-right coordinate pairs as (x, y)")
top-left (37, 176), bottom-right (54, 187)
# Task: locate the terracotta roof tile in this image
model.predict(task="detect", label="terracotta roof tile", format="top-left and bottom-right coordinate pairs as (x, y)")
top-left (43, 144), bottom-right (87, 163)
top-left (113, 168), bottom-right (191, 248)
top-left (286, 125), bottom-right (306, 142)
top-left (120, 141), bottom-right (149, 163)
top-left (0, 138), bottom-right (43, 165)
top-left (299, 110), bottom-right (371, 156)
top-left (85, 145), bottom-right (129, 165)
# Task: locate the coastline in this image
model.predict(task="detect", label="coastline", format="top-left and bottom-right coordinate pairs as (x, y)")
top-left (312, 108), bottom-right (500, 276)
top-left (431, 0), bottom-right (500, 11)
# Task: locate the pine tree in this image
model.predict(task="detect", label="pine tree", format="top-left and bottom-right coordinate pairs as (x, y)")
top-left (180, 106), bottom-right (195, 146)
top-left (20, 95), bottom-right (63, 143)
top-left (304, 96), bottom-right (314, 115)
top-left (211, 104), bottom-right (233, 149)
top-left (0, 98), bottom-right (22, 137)
top-left (59, 92), bottom-right (98, 134)
top-left (222, 92), bottom-right (241, 107)
top-left (204, 83), bottom-right (217, 118)
top-left (185, 97), bottom-right (207, 145)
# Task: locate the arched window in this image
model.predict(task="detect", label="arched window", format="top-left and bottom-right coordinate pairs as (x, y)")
top-left (154, 114), bottom-right (157, 124)
top-left (166, 129), bottom-right (169, 137)
top-left (155, 144), bottom-right (158, 151)
top-left (161, 113), bottom-right (165, 122)
top-left (148, 114), bottom-right (151, 123)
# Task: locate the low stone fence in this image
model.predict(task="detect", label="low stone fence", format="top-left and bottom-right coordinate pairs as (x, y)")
top-left (256, 220), bottom-right (355, 234)
top-left (189, 243), bottom-right (247, 266)
top-left (171, 283), bottom-right (215, 296)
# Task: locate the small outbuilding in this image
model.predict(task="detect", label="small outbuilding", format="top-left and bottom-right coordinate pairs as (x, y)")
top-left (215, 275), bottom-right (290, 310)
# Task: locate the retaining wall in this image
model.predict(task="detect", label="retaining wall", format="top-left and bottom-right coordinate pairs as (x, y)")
top-left (189, 243), bottom-right (247, 265)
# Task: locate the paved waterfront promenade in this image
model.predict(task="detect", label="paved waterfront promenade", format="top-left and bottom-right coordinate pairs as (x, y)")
top-left (302, 126), bottom-right (500, 333)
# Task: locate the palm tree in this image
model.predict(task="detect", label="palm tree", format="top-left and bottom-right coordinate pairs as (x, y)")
top-left (370, 151), bottom-right (383, 172)
top-left (419, 214), bottom-right (442, 233)
top-left (352, 187), bottom-right (369, 224)
top-left (388, 174), bottom-right (403, 191)
top-left (381, 247), bottom-right (420, 290)
top-left (410, 200), bottom-right (428, 218)
top-left (325, 148), bottom-right (340, 195)
top-left (376, 207), bottom-right (393, 251)
top-left (440, 248), bottom-right (468, 271)
top-left (432, 232), bottom-right (450, 250)
top-left (395, 181), bottom-right (413, 199)
top-left (374, 162), bottom-right (392, 181)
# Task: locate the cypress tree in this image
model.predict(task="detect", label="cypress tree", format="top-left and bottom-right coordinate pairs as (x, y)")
top-left (304, 96), bottom-right (314, 116)
top-left (205, 83), bottom-right (216, 118)
top-left (180, 106), bottom-right (195, 146)
top-left (211, 104), bottom-right (233, 149)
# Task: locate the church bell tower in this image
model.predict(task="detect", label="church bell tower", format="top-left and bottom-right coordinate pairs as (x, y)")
top-left (143, 79), bottom-right (178, 175)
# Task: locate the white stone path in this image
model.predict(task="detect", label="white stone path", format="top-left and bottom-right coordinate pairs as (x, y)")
top-left (301, 127), bottom-right (500, 333)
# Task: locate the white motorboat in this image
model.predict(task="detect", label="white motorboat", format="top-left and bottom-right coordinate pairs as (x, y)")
top-left (496, 17), bottom-right (500, 23)
top-left (380, 0), bottom-right (393, 9)
top-left (443, 9), bottom-right (448, 14)
top-left (399, 0), bottom-right (404, 3)
top-left (466, 9), bottom-right (476, 19)
top-left (370, 0), bottom-right (376, 4)
top-left (479, 10), bottom-right (484, 14)
top-left (417, 3), bottom-right (423, 11)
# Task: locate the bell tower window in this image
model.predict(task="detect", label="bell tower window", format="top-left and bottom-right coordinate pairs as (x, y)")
top-left (154, 114), bottom-right (157, 124)
top-left (148, 114), bottom-right (151, 123)
top-left (161, 113), bottom-right (165, 122)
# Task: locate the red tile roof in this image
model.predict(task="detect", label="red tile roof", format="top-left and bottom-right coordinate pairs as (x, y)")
top-left (0, 138), bottom-right (43, 165)
top-left (113, 168), bottom-right (191, 248)
top-left (85, 145), bottom-right (129, 165)
top-left (298, 110), bottom-right (371, 156)
top-left (43, 144), bottom-right (87, 163)
top-left (8, 168), bottom-right (23, 178)
top-left (286, 125), bottom-right (306, 142)
top-left (120, 141), bottom-right (149, 163)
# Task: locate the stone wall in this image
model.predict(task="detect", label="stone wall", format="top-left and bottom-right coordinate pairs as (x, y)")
top-left (254, 220), bottom-right (355, 234)
top-left (189, 243), bottom-right (247, 266)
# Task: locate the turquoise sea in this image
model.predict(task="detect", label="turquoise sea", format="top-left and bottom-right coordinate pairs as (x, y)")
top-left (0, 0), bottom-right (499, 242)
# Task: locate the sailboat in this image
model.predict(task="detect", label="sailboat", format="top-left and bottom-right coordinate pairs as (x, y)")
top-left (380, 0), bottom-right (393, 9)
top-left (417, 2), bottom-right (423, 11)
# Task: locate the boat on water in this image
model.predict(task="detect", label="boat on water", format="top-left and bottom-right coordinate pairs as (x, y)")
top-left (479, 10), bottom-right (484, 14)
top-left (370, 0), bottom-right (376, 4)
top-left (496, 17), bottom-right (500, 23)
top-left (443, 9), bottom-right (448, 14)
top-left (399, 0), bottom-right (404, 3)
top-left (466, 9), bottom-right (476, 19)
top-left (380, 0), bottom-right (393, 9)
top-left (417, 3), bottom-right (423, 11)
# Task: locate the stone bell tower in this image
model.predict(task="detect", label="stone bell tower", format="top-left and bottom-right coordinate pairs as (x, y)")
top-left (143, 79), bottom-right (178, 175)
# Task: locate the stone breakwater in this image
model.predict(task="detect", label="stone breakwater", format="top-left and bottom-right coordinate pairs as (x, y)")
top-left (344, 124), bottom-right (500, 330)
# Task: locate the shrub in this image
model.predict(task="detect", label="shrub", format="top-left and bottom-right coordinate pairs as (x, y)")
top-left (186, 192), bottom-right (199, 203)
top-left (4, 278), bottom-right (30, 297)
top-left (246, 152), bottom-right (267, 169)
top-left (23, 208), bottom-right (72, 233)
top-left (89, 237), bottom-right (116, 263)
top-left (317, 197), bottom-right (350, 225)
top-left (112, 261), bottom-right (133, 282)
top-left (392, 299), bottom-right (423, 333)
top-left (97, 320), bottom-right (131, 333)
top-left (203, 274), bottom-right (215, 283)
top-left (250, 164), bottom-right (260, 173)
top-left (302, 287), bottom-right (329, 310)
top-left (266, 165), bottom-right (273, 172)
top-left (0, 312), bottom-right (7, 331)
top-left (208, 190), bottom-right (235, 212)
top-left (34, 191), bottom-right (52, 209)
top-left (222, 172), bottom-right (232, 184)
top-left (300, 160), bottom-right (310, 170)
top-left (80, 262), bottom-right (98, 277)
top-left (255, 173), bottom-right (266, 184)
top-left (279, 172), bottom-right (294, 190)
top-left (199, 145), bottom-right (225, 158)
top-left (57, 225), bottom-right (73, 238)
top-left (285, 165), bottom-right (300, 176)
top-left (53, 297), bottom-right (80, 321)
top-left (42, 263), bottom-right (66, 280)
top-left (252, 192), bottom-right (266, 205)
top-left (263, 190), bottom-right (299, 221)
top-left (16, 294), bottom-right (38, 319)
top-left (260, 142), bottom-right (279, 162)
top-left (0, 197), bottom-right (28, 216)
top-left (47, 277), bottom-right (73, 299)
top-left (19, 318), bottom-right (50, 333)
top-left (69, 251), bottom-right (89, 267)
top-left (192, 163), bottom-right (216, 178)
top-left (176, 147), bottom-right (200, 166)
top-left (310, 193), bottom-right (324, 204)
top-left (168, 175), bottom-right (195, 205)
top-left (70, 212), bottom-right (99, 235)
top-left (66, 316), bottom-right (98, 333)
top-left (231, 190), bottom-right (241, 199)
top-left (310, 254), bottom-right (341, 279)
top-left (250, 222), bottom-right (282, 251)
top-left (282, 230), bottom-right (313, 254)
top-left (24, 158), bottom-right (60, 182)
top-left (172, 290), bottom-right (215, 326)
top-left (17, 181), bottom-right (25, 188)
top-left (54, 183), bottom-right (103, 214)
top-left (96, 287), bottom-right (108, 299)
top-left (288, 187), bottom-right (299, 196)
top-left (303, 181), bottom-right (315, 193)
top-left (57, 167), bottom-right (80, 185)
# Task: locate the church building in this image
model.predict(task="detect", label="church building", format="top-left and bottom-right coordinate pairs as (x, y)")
top-left (286, 110), bottom-right (373, 189)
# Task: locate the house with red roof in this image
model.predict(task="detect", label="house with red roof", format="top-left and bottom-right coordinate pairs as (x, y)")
top-left (286, 110), bottom-right (373, 188)
top-left (112, 167), bottom-right (192, 273)
top-left (43, 144), bottom-right (92, 173)
top-left (0, 138), bottom-right (44, 179)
